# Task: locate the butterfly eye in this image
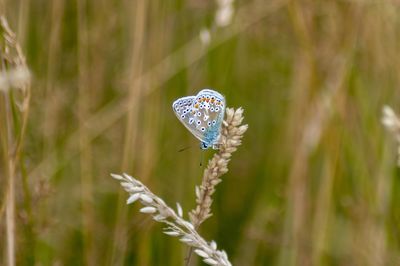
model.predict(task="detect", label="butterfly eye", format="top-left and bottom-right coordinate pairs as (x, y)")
top-left (201, 142), bottom-right (208, 149)
top-left (189, 118), bottom-right (194, 124)
top-left (210, 107), bottom-right (214, 112)
top-left (212, 120), bottom-right (216, 125)
top-left (207, 121), bottom-right (211, 126)
top-left (197, 120), bottom-right (201, 125)
top-left (201, 127), bottom-right (205, 131)
top-left (197, 112), bottom-right (201, 117)
top-left (215, 107), bottom-right (219, 112)
top-left (181, 114), bottom-right (185, 119)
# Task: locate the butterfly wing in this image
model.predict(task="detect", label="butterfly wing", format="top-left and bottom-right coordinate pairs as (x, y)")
top-left (192, 89), bottom-right (226, 146)
top-left (172, 95), bottom-right (206, 142)
top-left (172, 89), bottom-right (226, 147)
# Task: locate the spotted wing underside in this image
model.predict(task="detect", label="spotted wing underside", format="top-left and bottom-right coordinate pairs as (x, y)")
top-left (172, 89), bottom-right (226, 146)
top-left (172, 96), bottom-right (205, 142)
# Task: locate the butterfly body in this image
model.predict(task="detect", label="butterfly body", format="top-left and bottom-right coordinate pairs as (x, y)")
top-left (172, 89), bottom-right (225, 149)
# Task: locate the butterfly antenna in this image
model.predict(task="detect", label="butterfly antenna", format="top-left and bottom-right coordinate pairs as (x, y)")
top-left (199, 151), bottom-right (205, 167)
top-left (178, 146), bottom-right (191, 152)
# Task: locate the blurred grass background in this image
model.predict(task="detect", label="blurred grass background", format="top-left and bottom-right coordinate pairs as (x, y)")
top-left (1, 0), bottom-right (400, 265)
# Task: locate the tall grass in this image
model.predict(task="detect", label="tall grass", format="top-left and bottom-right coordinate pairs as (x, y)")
top-left (1, 0), bottom-right (400, 265)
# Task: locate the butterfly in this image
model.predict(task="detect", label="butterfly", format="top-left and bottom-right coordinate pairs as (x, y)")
top-left (172, 89), bottom-right (226, 149)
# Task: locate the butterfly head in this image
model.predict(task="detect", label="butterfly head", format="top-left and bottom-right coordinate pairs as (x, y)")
top-left (200, 141), bottom-right (209, 150)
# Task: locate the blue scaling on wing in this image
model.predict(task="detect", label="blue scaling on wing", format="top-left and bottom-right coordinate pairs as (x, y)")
top-left (172, 89), bottom-right (226, 149)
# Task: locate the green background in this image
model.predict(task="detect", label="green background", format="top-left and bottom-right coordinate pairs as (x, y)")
top-left (1, 0), bottom-right (400, 265)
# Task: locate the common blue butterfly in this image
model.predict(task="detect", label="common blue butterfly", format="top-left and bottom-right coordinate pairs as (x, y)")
top-left (172, 89), bottom-right (226, 149)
